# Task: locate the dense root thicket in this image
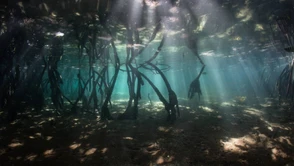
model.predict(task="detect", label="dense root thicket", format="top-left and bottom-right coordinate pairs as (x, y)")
top-left (0, 0), bottom-right (206, 123)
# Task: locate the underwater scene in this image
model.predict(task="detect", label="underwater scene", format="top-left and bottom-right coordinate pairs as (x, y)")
top-left (1, 0), bottom-right (294, 165)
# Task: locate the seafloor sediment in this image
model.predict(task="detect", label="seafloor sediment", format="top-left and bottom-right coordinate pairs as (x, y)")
top-left (0, 99), bottom-right (293, 166)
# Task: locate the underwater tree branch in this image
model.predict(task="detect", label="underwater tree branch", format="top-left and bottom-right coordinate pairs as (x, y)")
top-left (140, 72), bottom-right (169, 107)
top-left (118, 64), bottom-right (143, 120)
top-left (71, 75), bottom-right (94, 113)
top-left (188, 65), bottom-right (205, 100)
top-left (100, 25), bottom-right (121, 120)
top-left (138, 35), bottom-right (166, 69)
top-left (129, 22), bottom-right (162, 63)
top-left (147, 62), bottom-right (180, 121)
top-left (140, 71), bottom-right (178, 122)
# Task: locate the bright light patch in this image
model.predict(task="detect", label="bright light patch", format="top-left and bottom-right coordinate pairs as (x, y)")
top-left (123, 137), bottom-right (133, 140)
top-left (43, 149), bottom-right (55, 157)
top-left (101, 148), bottom-right (108, 154)
top-left (236, 7), bottom-right (252, 22)
top-left (221, 135), bottom-right (257, 153)
top-left (232, 36), bottom-right (242, 41)
top-left (85, 148), bottom-right (97, 155)
top-left (200, 50), bottom-right (215, 57)
top-left (69, 143), bottom-right (81, 150)
top-left (255, 24), bottom-right (264, 31)
top-left (271, 148), bottom-right (288, 161)
top-left (46, 136), bottom-right (53, 141)
top-left (156, 156), bottom-right (165, 165)
top-left (35, 133), bottom-right (42, 137)
top-left (196, 15), bottom-right (208, 32)
top-left (277, 136), bottom-right (293, 146)
top-left (8, 142), bottom-right (23, 148)
top-left (51, 12), bottom-right (57, 17)
top-left (169, 7), bottom-right (179, 14)
top-left (267, 126), bottom-right (273, 131)
top-left (145, 0), bottom-right (160, 9)
top-left (221, 102), bottom-right (232, 107)
top-left (200, 106), bottom-right (215, 113)
top-left (55, 32), bottom-right (64, 37)
top-left (158, 126), bottom-right (171, 132)
top-left (243, 108), bottom-right (263, 116)
top-left (25, 154), bottom-right (38, 161)
top-left (38, 120), bottom-right (46, 125)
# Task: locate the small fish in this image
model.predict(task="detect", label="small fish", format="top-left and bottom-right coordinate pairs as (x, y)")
top-left (202, 71), bottom-right (207, 75)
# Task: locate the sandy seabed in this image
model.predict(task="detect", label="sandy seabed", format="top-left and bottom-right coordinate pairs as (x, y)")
top-left (0, 98), bottom-right (294, 166)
